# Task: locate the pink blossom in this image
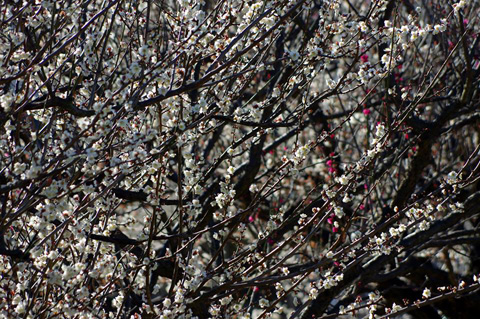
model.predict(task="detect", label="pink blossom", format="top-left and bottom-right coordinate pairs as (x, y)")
top-left (327, 215), bottom-right (334, 224)
top-left (448, 41), bottom-right (455, 51)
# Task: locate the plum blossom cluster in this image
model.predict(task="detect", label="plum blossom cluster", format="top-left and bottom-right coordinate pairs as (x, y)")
top-left (0, 0), bottom-right (480, 318)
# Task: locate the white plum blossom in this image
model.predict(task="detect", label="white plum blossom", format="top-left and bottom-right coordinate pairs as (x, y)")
top-left (259, 298), bottom-right (269, 308)
top-left (422, 288), bottom-right (431, 299)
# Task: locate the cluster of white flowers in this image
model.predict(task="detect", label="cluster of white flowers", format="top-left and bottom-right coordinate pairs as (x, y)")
top-left (0, 91), bottom-right (14, 112)
top-left (389, 223), bottom-right (407, 237)
top-left (336, 174), bottom-right (350, 186)
top-left (453, 0), bottom-right (467, 12)
top-left (214, 181), bottom-right (236, 212)
top-left (446, 171), bottom-right (458, 184)
top-left (390, 302), bottom-right (403, 313)
top-left (0, 0), bottom-right (476, 318)
top-left (293, 143), bottom-right (311, 166)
